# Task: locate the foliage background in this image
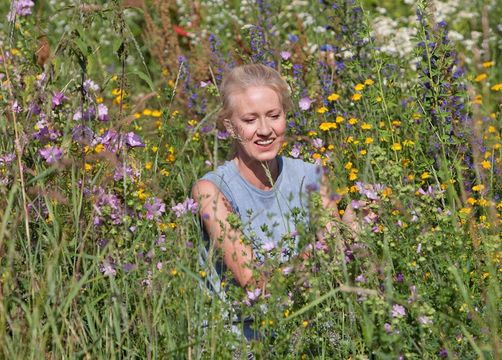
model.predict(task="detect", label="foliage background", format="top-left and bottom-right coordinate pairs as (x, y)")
top-left (0, 0), bottom-right (500, 358)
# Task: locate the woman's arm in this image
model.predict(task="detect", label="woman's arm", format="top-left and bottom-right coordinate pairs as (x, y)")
top-left (192, 180), bottom-right (257, 288)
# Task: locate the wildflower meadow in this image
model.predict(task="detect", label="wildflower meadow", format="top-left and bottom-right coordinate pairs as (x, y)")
top-left (0, 0), bottom-right (500, 358)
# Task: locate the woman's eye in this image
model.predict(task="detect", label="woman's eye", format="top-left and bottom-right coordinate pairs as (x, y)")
top-left (243, 118), bottom-right (255, 123)
top-left (270, 114), bottom-right (280, 119)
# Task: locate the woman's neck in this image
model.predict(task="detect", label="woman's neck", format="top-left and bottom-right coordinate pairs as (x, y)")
top-left (233, 154), bottom-right (280, 191)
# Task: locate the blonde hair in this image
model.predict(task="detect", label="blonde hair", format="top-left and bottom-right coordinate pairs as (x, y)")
top-left (217, 64), bottom-right (292, 130)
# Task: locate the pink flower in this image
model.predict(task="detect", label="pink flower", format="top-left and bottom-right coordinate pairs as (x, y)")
top-left (280, 51), bottom-right (291, 60)
top-left (391, 304), bottom-right (406, 318)
top-left (39, 146), bottom-right (63, 164)
top-left (97, 104), bottom-right (109, 121)
top-left (298, 96), bottom-right (313, 111)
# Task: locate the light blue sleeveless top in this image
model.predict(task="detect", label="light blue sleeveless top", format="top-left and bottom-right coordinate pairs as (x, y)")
top-left (201, 156), bottom-right (322, 261)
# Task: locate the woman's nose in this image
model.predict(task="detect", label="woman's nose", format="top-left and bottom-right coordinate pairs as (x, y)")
top-left (257, 118), bottom-right (272, 135)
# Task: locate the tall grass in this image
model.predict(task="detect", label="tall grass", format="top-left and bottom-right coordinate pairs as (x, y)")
top-left (0, 0), bottom-right (500, 358)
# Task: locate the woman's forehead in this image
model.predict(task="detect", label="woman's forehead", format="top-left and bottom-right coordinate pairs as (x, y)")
top-left (229, 86), bottom-right (283, 115)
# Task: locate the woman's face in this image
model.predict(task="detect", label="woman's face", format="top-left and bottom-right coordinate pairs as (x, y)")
top-left (227, 86), bottom-right (286, 164)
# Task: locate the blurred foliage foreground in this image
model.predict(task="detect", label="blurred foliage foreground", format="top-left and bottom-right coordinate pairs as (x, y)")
top-left (0, 0), bottom-right (500, 358)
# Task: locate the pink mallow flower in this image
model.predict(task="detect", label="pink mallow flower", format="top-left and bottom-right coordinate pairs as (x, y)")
top-left (39, 146), bottom-right (63, 164)
top-left (144, 197), bottom-right (166, 220)
top-left (97, 104), bottom-right (109, 121)
top-left (391, 304), bottom-right (406, 318)
top-left (172, 198), bottom-right (198, 217)
top-left (298, 96), bottom-right (313, 111)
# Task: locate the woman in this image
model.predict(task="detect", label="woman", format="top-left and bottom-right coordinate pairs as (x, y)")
top-left (193, 64), bottom-right (356, 294)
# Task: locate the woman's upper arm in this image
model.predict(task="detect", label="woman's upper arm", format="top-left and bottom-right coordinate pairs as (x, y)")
top-left (192, 180), bottom-right (254, 287)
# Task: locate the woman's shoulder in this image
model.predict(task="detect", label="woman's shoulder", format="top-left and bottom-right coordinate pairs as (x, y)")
top-left (194, 160), bottom-right (238, 205)
top-left (282, 156), bottom-right (322, 173)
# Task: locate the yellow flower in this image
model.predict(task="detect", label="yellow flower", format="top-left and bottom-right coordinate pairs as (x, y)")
top-left (199, 270), bottom-right (206, 278)
top-left (151, 146), bottom-right (158, 153)
top-left (312, 153), bottom-right (321, 160)
top-left (491, 83), bottom-right (502, 91)
top-left (376, 96), bottom-right (382, 102)
top-left (403, 140), bottom-right (415, 147)
top-left (170, 269), bottom-right (178, 276)
top-left (459, 207), bottom-right (472, 214)
top-left (319, 122), bottom-right (337, 131)
top-left (94, 144), bottom-right (105, 153)
top-left (111, 88), bottom-right (123, 96)
top-left (354, 83), bottom-right (365, 91)
top-left (488, 126), bottom-right (496, 133)
top-left (365, 137), bottom-right (374, 144)
top-left (160, 169), bottom-right (170, 176)
top-left (346, 136), bottom-right (354, 143)
top-left (284, 310), bottom-right (290, 318)
top-left (472, 184), bottom-right (485, 192)
top-left (349, 117), bottom-right (358, 125)
top-left (364, 79), bottom-right (374, 85)
top-left (151, 110), bottom-right (162, 117)
top-left (361, 123), bottom-right (372, 130)
top-left (327, 144), bottom-right (334, 150)
top-left (317, 106), bottom-right (328, 114)
top-left (391, 143), bottom-right (402, 151)
top-left (96, 97), bottom-right (104, 104)
top-left (482, 61), bottom-right (495, 68)
top-left (475, 73), bottom-right (487, 82)
top-left (335, 116), bottom-right (345, 123)
top-left (302, 320), bottom-right (309, 328)
top-left (336, 187), bottom-right (348, 195)
top-left (421, 172), bottom-right (431, 179)
top-left (351, 93), bottom-right (362, 101)
top-left (473, 95), bottom-right (482, 104)
top-left (481, 160), bottom-right (491, 169)
top-left (188, 119), bottom-right (198, 127)
top-left (84, 163), bottom-right (92, 171)
top-left (360, 149), bottom-right (367, 155)
top-left (466, 197), bottom-right (476, 205)
top-left (145, 162), bottom-right (152, 170)
top-left (327, 93), bottom-right (340, 101)
top-left (412, 113), bottom-right (421, 119)
top-left (143, 109), bottom-right (152, 116)
top-left (344, 161), bottom-right (353, 170)
top-left (134, 112), bottom-right (141, 119)
top-left (392, 120), bottom-right (402, 127)
top-left (478, 198), bottom-right (488, 206)
top-left (308, 130), bottom-right (317, 137)
top-left (349, 170), bottom-right (358, 181)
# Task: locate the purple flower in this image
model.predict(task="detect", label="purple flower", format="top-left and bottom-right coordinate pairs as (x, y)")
top-left (113, 162), bottom-right (138, 181)
top-left (355, 274), bottom-right (366, 283)
top-left (97, 104), bottom-right (109, 121)
top-left (418, 315), bottom-right (432, 325)
top-left (172, 198), bottom-right (198, 217)
top-left (391, 304), bottom-right (406, 318)
top-left (7, 0), bottom-right (35, 21)
top-left (51, 92), bottom-right (67, 108)
top-left (438, 348), bottom-right (448, 358)
top-left (299, 97), bottom-right (313, 111)
top-left (290, 144), bottom-right (301, 158)
top-left (312, 138), bottom-right (323, 149)
top-left (395, 272), bottom-right (404, 283)
top-left (144, 197), bottom-right (166, 220)
top-left (200, 80), bottom-right (210, 88)
top-left (12, 101), bottom-right (21, 113)
top-left (124, 132), bottom-right (145, 147)
top-left (39, 146), bottom-right (63, 164)
top-left (217, 130), bottom-right (230, 140)
top-left (122, 263), bottom-right (136, 273)
top-left (71, 124), bottom-right (95, 144)
top-left (246, 288), bottom-right (261, 302)
top-left (384, 323), bottom-right (392, 334)
top-left (280, 51), bottom-right (291, 60)
top-left (83, 79), bottom-right (99, 93)
top-left (0, 153), bottom-right (16, 166)
top-left (100, 258), bottom-right (116, 277)
top-left (263, 241), bottom-right (275, 252)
